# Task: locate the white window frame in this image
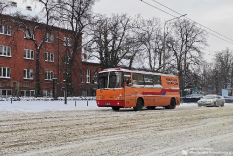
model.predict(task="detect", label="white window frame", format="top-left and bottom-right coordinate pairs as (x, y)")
top-left (0, 67), bottom-right (11, 78)
top-left (21, 90), bottom-right (35, 97)
top-left (86, 69), bottom-right (90, 83)
top-left (93, 70), bottom-right (97, 84)
top-left (64, 37), bottom-right (72, 46)
top-left (43, 90), bottom-right (53, 97)
top-left (45, 52), bottom-right (54, 62)
top-left (23, 69), bottom-right (34, 79)
top-left (45, 33), bottom-right (54, 43)
top-left (0, 45), bottom-right (11, 57)
top-left (24, 49), bottom-right (34, 60)
top-left (45, 71), bottom-right (54, 80)
top-left (24, 29), bottom-right (34, 39)
top-left (0, 89), bottom-right (12, 98)
top-left (64, 55), bottom-right (70, 64)
top-left (0, 24), bottom-right (11, 36)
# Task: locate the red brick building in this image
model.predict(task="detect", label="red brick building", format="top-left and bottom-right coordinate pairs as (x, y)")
top-left (0, 5), bottom-right (100, 98)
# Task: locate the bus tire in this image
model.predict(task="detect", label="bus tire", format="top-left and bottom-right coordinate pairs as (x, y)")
top-left (165, 98), bottom-right (176, 109)
top-left (133, 99), bottom-right (143, 111)
top-left (112, 107), bottom-right (120, 111)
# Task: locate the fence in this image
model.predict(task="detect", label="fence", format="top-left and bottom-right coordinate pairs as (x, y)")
top-left (0, 96), bottom-right (96, 101)
top-left (0, 80), bottom-right (98, 99)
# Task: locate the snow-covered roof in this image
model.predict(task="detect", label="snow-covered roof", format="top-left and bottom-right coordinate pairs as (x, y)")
top-left (98, 67), bottom-right (176, 77)
top-left (2, 5), bottom-right (40, 21)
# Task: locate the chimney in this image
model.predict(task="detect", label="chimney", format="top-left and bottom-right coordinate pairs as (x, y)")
top-left (26, 6), bottom-right (32, 11)
top-left (11, 1), bottom-right (17, 7)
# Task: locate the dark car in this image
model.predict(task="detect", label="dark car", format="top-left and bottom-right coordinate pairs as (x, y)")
top-left (224, 96), bottom-right (233, 103)
top-left (182, 94), bottom-right (203, 103)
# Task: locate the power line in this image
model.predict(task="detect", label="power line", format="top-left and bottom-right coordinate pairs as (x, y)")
top-left (150, 0), bottom-right (233, 43)
top-left (140, 0), bottom-right (176, 18)
top-left (140, 0), bottom-right (233, 45)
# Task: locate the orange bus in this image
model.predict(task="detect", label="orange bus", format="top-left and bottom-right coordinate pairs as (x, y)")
top-left (96, 68), bottom-right (180, 111)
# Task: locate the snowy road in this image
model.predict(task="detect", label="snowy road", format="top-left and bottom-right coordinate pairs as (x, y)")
top-left (0, 103), bottom-right (233, 156)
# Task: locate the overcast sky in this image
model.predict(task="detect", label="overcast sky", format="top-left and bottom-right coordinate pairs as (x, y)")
top-left (17, 0), bottom-right (233, 62)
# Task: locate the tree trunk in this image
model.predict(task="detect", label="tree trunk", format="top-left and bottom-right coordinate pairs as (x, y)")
top-left (35, 51), bottom-right (41, 97)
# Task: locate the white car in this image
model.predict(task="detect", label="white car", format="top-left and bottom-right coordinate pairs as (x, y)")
top-left (197, 94), bottom-right (225, 107)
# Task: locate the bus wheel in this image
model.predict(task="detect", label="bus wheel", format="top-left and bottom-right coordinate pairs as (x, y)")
top-left (112, 107), bottom-right (120, 111)
top-left (165, 98), bottom-right (176, 109)
top-left (134, 99), bottom-right (143, 111)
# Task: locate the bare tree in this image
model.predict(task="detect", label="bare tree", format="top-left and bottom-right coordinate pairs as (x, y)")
top-left (89, 14), bottom-right (137, 70)
top-left (55, 0), bottom-right (97, 96)
top-left (166, 19), bottom-right (208, 94)
top-left (135, 16), bottom-right (163, 71)
top-left (213, 49), bottom-right (233, 94)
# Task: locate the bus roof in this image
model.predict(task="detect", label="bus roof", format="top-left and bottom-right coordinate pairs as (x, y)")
top-left (99, 68), bottom-right (177, 77)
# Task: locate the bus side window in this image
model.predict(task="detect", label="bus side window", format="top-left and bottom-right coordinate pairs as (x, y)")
top-left (144, 74), bottom-right (153, 88)
top-left (153, 75), bottom-right (161, 87)
top-left (124, 72), bottom-right (131, 87)
top-left (132, 73), bottom-right (144, 87)
top-left (132, 73), bottom-right (137, 86)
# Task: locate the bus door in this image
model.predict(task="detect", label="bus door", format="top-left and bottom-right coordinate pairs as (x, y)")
top-left (160, 76), bottom-right (171, 106)
top-left (124, 72), bottom-right (135, 107)
top-left (153, 75), bottom-right (162, 106)
top-left (144, 74), bottom-right (155, 107)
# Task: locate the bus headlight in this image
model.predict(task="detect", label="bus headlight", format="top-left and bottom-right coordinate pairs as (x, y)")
top-left (96, 97), bottom-right (100, 100)
top-left (116, 97), bottom-right (124, 100)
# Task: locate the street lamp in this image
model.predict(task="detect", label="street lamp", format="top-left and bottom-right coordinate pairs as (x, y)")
top-left (163, 14), bottom-right (187, 73)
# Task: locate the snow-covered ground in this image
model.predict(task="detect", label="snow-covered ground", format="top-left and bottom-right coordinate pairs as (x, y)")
top-left (0, 100), bottom-right (104, 112)
top-left (0, 100), bottom-right (200, 112)
top-left (1, 101), bottom-right (233, 156)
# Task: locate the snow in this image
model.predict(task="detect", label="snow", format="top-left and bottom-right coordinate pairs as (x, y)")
top-left (0, 100), bottom-right (109, 112)
top-left (0, 100), bottom-right (215, 112)
top-left (3, 5), bottom-right (39, 20)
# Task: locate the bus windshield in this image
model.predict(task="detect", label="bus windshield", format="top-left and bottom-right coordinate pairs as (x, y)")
top-left (98, 71), bottom-right (123, 89)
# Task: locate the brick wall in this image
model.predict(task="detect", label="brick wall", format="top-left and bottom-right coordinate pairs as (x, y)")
top-left (0, 18), bottom-right (100, 97)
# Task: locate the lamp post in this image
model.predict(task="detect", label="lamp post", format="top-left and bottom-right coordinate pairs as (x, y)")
top-left (163, 14), bottom-right (187, 73)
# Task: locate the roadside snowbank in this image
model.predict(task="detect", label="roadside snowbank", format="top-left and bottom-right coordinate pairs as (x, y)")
top-left (0, 100), bottom-right (230, 112)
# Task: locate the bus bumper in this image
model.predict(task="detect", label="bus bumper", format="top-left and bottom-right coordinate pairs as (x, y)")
top-left (96, 100), bottom-right (125, 107)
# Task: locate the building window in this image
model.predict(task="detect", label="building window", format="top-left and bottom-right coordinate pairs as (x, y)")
top-left (64, 55), bottom-right (71, 64)
top-left (24, 29), bottom-right (34, 39)
top-left (0, 89), bottom-right (12, 98)
top-left (45, 33), bottom-right (54, 43)
top-left (21, 90), bottom-right (35, 97)
top-left (24, 49), bottom-right (34, 60)
top-left (0, 24), bottom-right (11, 35)
top-left (0, 45), bottom-right (11, 57)
top-left (45, 71), bottom-right (54, 80)
top-left (93, 70), bottom-right (97, 84)
top-left (45, 52), bottom-right (54, 62)
top-left (86, 69), bottom-right (90, 83)
top-left (23, 69), bottom-right (34, 79)
top-left (43, 90), bottom-right (53, 97)
top-left (0, 67), bottom-right (11, 78)
top-left (64, 37), bottom-right (72, 46)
